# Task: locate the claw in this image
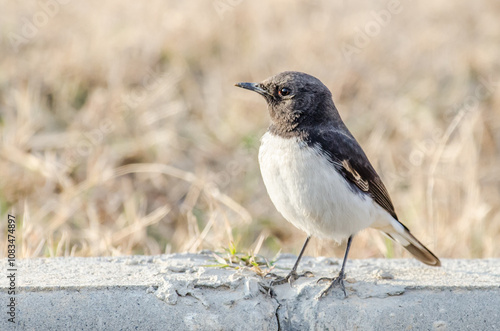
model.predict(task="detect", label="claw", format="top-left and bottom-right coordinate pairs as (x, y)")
top-left (258, 282), bottom-right (277, 298)
top-left (267, 269), bottom-right (314, 287)
top-left (316, 276), bottom-right (332, 284)
top-left (270, 271), bottom-right (296, 287)
top-left (317, 272), bottom-right (347, 298)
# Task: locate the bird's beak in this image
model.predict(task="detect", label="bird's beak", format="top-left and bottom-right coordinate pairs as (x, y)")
top-left (234, 82), bottom-right (269, 97)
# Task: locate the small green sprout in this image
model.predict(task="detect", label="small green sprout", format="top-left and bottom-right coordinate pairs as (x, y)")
top-left (205, 241), bottom-right (280, 277)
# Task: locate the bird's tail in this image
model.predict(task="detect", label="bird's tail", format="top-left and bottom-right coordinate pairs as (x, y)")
top-left (383, 220), bottom-right (441, 267)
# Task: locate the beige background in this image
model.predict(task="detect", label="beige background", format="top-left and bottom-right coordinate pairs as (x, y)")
top-left (1, 0), bottom-right (499, 260)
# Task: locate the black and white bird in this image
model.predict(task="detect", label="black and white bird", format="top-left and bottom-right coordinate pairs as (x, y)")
top-left (235, 71), bottom-right (440, 297)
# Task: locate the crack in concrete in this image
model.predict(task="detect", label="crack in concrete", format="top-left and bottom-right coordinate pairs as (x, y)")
top-left (272, 294), bottom-right (282, 331)
top-left (258, 281), bottom-right (283, 330)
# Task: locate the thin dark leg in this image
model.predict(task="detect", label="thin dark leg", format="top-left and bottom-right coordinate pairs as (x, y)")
top-left (290, 236), bottom-right (311, 273)
top-left (338, 235), bottom-right (353, 276)
top-left (267, 236), bottom-right (313, 286)
top-left (318, 235), bottom-right (353, 298)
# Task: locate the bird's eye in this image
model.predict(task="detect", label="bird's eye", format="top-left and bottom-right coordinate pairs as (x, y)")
top-left (279, 87), bottom-right (291, 97)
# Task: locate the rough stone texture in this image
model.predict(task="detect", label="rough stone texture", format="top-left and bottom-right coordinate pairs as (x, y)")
top-left (0, 254), bottom-right (499, 330)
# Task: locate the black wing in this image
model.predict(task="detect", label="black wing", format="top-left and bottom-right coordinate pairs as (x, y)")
top-left (307, 128), bottom-right (398, 220)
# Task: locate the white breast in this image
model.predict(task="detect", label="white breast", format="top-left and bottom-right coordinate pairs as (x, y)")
top-left (259, 132), bottom-right (380, 242)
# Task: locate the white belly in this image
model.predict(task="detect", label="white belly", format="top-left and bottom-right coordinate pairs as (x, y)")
top-left (259, 132), bottom-right (379, 242)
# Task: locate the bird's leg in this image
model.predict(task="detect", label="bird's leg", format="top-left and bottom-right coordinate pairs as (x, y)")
top-left (266, 236), bottom-right (313, 286)
top-left (317, 235), bottom-right (353, 298)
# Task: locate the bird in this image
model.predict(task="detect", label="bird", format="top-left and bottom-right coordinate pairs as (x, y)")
top-left (235, 71), bottom-right (440, 298)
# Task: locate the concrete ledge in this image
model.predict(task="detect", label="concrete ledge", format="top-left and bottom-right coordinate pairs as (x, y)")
top-left (1, 254), bottom-right (499, 330)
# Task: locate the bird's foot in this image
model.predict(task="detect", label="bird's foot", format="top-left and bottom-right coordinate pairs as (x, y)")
top-left (317, 270), bottom-right (347, 298)
top-left (266, 269), bottom-right (314, 287)
top-left (264, 270), bottom-right (348, 298)
top-left (261, 270), bottom-right (313, 297)
top-left (258, 282), bottom-right (277, 298)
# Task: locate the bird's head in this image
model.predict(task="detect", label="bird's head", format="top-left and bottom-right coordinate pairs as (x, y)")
top-left (235, 71), bottom-right (337, 133)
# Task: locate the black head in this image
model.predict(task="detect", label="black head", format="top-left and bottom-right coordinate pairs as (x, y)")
top-left (235, 71), bottom-right (340, 135)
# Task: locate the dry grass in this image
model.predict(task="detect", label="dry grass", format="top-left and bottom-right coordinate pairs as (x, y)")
top-left (1, 0), bottom-right (499, 260)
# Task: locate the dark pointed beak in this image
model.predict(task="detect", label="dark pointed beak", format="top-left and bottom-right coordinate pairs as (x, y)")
top-left (234, 82), bottom-right (269, 96)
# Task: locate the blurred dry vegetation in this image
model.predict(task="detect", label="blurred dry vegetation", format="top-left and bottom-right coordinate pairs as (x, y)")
top-left (0, 0), bottom-right (499, 260)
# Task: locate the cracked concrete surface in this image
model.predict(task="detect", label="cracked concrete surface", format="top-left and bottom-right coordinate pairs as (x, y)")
top-left (0, 253), bottom-right (499, 330)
